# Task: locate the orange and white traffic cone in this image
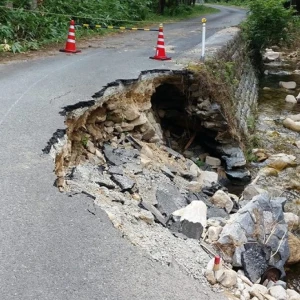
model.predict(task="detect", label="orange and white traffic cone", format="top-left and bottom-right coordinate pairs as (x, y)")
top-left (60, 20), bottom-right (81, 53)
top-left (150, 24), bottom-right (171, 61)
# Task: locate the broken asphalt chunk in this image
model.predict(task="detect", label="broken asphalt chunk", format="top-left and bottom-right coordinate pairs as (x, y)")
top-left (140, 201), bottom-right (166, 226)
top-left (103, 144), bottom-right (140, 166)
top-left (111, 174), bottom-right (135, 192)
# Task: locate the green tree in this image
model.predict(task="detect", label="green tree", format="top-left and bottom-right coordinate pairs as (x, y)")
top-left (243, 0), bottom-right (294, 51)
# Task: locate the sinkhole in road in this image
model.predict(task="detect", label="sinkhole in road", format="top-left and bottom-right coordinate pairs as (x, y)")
top-left (49, 69), bottom-right (249, 195)
top-left (44, 68), bottom-right (254, 288)
top-left (47, 69), bottom-right (250, 196)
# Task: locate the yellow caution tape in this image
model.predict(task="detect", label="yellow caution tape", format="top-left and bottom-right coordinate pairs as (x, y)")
top-left (81, 23), bottom-right (158, 31)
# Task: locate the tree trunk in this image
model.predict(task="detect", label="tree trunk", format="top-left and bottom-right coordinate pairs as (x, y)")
top-left (158, 0), bottom-right (166, 14)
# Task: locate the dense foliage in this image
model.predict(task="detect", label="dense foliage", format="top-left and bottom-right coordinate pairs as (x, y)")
top-left (242, 0), bottom-right (295, 51)
top-left (0, 0), bottom-right (204, 53)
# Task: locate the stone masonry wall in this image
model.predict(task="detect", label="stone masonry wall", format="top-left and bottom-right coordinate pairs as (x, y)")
top-left (214, 31), bottom-right (259, 137)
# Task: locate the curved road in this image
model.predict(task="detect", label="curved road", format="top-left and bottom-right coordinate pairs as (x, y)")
top-left (0, 6), bottom-right (246, 300)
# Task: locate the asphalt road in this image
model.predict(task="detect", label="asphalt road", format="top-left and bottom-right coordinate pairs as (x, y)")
top-left (0, 5), bottom-right (246, 300)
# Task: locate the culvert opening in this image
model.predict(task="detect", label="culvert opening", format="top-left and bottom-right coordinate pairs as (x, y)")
top-left (150, 82), bottom-right (247, 194)
top-left (151, 83), bottom-right (216, 156)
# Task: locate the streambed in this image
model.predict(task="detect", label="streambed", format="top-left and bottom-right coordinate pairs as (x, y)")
top-left (256, 55), bottom-right (300, 292)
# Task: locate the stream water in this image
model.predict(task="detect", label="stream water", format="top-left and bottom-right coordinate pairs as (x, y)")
top-left (257, 58), bottom-right (300, 292)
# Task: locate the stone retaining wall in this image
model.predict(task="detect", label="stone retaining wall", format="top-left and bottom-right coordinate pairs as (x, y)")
top-left (214, 31), bottom-right (259, 137)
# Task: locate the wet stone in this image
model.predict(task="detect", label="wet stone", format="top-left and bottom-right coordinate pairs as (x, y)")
top-left (218, 145), bottom-right (247, 169)
top-left (111, 174), bottom-right (135, 192)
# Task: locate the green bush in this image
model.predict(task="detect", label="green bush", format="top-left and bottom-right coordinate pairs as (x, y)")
top-left (242, 0), bottom-right (295, 51)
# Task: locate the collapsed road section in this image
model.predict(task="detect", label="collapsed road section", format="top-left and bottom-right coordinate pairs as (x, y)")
top-left (44, 29), bottom-right (300, 299)
top-left (44, 67), bottom-right (254, 290)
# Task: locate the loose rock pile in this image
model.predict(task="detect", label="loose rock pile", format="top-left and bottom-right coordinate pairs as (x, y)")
top-left (50, 129), bottom-right (300, 299)
top-left (47, 68), bottom-right (300, 299)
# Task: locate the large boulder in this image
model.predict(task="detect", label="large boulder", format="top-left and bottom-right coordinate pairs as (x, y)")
top-left (217, 145), bottom-right (246, 169)
top-left (217, 193), bottom-right (289, 281)
top-left (241, 244), bottom-right (269, 283)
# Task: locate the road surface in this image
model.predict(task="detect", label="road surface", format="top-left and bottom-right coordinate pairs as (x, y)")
top-left (0, 5), bottom-right (246, 300)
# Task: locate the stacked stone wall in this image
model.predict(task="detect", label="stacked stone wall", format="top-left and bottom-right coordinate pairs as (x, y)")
top-left (215, 32), bottom-right (259, 137)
